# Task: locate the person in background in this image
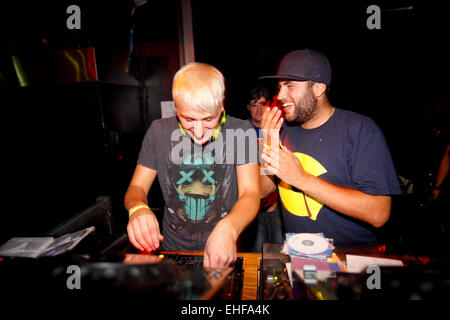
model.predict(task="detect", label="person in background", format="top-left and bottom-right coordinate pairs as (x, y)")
top-left (430, 124), bottom-right (449, 236)
top-left (241, 87), bottom-right (284, 252)
top-left (431, 143), bottom-right (449, 202)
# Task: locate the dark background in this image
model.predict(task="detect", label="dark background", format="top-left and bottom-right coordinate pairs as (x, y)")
top-left (0, 0), bottom-right (448, 250)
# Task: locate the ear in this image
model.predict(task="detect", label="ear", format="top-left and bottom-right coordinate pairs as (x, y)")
top-left (312, 82), bottom-right (327, 98)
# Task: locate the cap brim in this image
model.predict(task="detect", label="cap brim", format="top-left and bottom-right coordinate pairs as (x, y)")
top-left (258, 74), bottom-right (310, 81)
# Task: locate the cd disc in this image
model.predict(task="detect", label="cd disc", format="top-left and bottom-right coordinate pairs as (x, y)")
top-left (287, 233), bottom-right (329, 255)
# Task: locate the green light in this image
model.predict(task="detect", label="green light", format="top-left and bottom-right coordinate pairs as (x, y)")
top-left (12, 56), bottom-right (28, 87)
top-left (64, 50), bottom-right (81, 82)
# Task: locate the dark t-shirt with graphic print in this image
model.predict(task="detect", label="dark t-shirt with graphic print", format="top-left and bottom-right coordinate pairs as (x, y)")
top-left (137, 116), bottom-right (257, 251)
top-left (279, 108), bottom-right (401, 245)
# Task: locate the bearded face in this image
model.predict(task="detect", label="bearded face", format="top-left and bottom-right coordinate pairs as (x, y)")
top-left (289, 83), bottom-right (319, 124)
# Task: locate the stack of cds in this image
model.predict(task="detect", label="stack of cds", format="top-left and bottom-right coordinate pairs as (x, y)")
top-left (282, 233), bottom-right (334, 261)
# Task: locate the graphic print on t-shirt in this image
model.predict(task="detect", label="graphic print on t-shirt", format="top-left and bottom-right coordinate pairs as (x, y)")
top-left (166, 150), bottom-right (231, 238)
top-left (173, 152), bottom-right (219, 222)
top-left (278, 152), bottom-right (327, 221)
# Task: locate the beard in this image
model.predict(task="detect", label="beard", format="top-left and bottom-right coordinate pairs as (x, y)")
top-left (289, 86), bottom-right (319, 124)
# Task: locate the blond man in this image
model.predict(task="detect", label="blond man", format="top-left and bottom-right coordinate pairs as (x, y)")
top-left (125, 63), bottom-right (260, 267)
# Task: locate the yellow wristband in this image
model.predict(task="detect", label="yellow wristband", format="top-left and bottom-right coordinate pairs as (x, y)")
top-left (264, 142), bottom-right (284, 150)
top-left (128, 205), bottom-right (150, 217)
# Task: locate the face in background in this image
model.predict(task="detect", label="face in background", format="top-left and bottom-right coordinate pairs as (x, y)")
top-left (277, 80), bottom-right (319, 124)
top-left (247, 96), bottom-right (267, 127)
top-left (176, 99), bottom-right (223, 145)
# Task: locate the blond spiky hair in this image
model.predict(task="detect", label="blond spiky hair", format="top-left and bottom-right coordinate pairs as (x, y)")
top-left (172, 62), bottom-right (225, 114)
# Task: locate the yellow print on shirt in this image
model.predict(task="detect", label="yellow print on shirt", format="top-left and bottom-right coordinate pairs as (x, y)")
top-left (278, 152), bottom-right (327, 221)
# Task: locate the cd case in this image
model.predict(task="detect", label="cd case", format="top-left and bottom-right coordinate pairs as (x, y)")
top-left (281, 232), bottom-right (334, 261)
top-left (0, 226), bottom-right (95, 258)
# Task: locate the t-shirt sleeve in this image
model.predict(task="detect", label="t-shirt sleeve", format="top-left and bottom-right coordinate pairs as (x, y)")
top-left (137, 121), bottom-right (160, 171)
top-left (348, 118), bottom-right (401, 195)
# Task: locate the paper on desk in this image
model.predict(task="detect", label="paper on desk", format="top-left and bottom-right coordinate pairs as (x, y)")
top-left (0, 226), bottom-right (95, 258)
top-left (0, 237), bottom-right (54, 258)
top-left (346, 254), bottom-right (404, 273)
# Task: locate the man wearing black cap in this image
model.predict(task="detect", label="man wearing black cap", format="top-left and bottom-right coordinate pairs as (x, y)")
top-left (259, 49), bottom-right (401, 244)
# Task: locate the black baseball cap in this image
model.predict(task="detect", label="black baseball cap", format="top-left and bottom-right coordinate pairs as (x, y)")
top-left (259, 49), bottom-right (332, 86)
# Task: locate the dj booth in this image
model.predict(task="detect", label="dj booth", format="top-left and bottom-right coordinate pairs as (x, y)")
top-left (1, 197), bottom-right (450, 300)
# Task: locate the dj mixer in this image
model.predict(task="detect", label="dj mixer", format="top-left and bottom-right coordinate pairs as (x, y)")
top-left (162, 253), bottom-right (244, 299)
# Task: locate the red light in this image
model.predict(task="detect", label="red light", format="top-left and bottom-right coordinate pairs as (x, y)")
top-left (377, 245), bottom-right (386, 254)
